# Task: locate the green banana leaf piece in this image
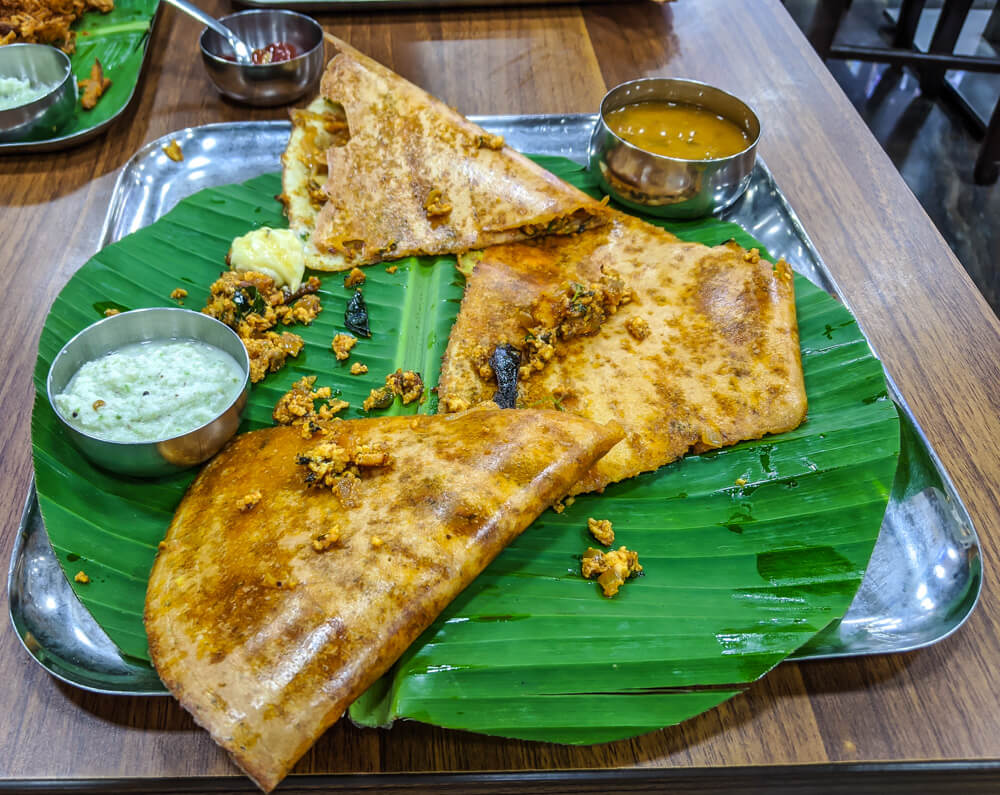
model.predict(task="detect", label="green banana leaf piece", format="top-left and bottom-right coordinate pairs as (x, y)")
top-left (31, 156), bottom-right (899, 744)
top-left (19, 0), bottom-right (157, 143)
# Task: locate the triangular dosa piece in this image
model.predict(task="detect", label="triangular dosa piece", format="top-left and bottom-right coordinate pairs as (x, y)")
top-left (145, 407), bottom-right (622, 792)
top-left (306, 35), bottom-right (609, 270)
top-left (437, 212), bottom-right (807, 494)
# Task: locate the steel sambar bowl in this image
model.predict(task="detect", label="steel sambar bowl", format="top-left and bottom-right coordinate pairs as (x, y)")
top-left (199, 10), bottom-right (324, 107)
top-left (0, 44), bottom-right (76, 143)
top-left (588, 77), bottom-right (760, 219)
top-left (46, 308), bottom-right (250, 478)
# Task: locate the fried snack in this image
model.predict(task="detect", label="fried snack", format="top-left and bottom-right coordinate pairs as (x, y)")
top-left (438, 211), bottom-right (807, 494)
top-left (0, 0), bottom-right (112, 52)
top-left (78, 57), bottom-right (110, 109)
top-left (145, 407), bottom-right (623, 792)
top-left (299, 35), bottom-right (608, 270)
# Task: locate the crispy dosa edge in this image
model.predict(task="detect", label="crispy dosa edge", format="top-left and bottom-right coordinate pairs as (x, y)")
top-left (144, 408), bottom-right (623, 792)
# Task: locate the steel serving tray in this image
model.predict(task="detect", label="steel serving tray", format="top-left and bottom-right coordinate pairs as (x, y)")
top-left (8, 115), bottom-right (982, 695)
top-left (0, 3), bottom-right (162, 155)
top-left (236, 0), bottom-right (614, 11)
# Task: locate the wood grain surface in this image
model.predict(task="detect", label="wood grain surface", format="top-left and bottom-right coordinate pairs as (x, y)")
top-left (3, 0), bottom-right (1000, 788)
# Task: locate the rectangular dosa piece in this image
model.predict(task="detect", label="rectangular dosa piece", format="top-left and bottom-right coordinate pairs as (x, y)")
top-left (437, 212), bottom-right (807, 494)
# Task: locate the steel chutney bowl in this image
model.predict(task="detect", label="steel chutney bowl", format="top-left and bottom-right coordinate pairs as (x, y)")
top-left (46, 308), bottom-right (250, 478)
top-left (199, 9), bottom-right (324, 107)
top-left (588, 77), bottom-right (761, 219)
top-left (0, 44), bottom-right (76, 143)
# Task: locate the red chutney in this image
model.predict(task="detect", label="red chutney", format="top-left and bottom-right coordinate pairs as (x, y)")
top-left (219, 41), bottom-right (299, 63)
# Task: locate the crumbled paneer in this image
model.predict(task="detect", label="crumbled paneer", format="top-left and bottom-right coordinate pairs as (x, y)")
top-left (312, 528), bottom-right (341, 552)
top-left (735, 477), bottom-right (748, 487)
top-left (350, 362), bottom-right (368, 375)
top-left (103, 307), bottom-right (120, 317)
top-left (424, 187), bottom-right (452, 217)
top-left (202, 270), bottom-right (321, 382)
top-left (587, 517), bottom-right (615, 546)
top-left (439, 395), bottom-right (470, 413)
top-left (74, 570), bottom-right (90, 584)
top-left (273, 375), bottom-right (349, 426)
top-left (344, 267), bottom-right (366, 288)
top-left (237, 490), bottom-right (262, 512)
top-left (386, 369), bottom-right (424, 404)
top-left (170, 287), bottom-right (188, 302)
top-left (743, 247), bottom-right (761, 265)
top-left (296, 439), bottom-right (392, 489)
top-left (362, 386), bottom-right (394, 412)
top-left (476, 133), bottom-right (505, 150)
top-left (625, 316), bottom-right (650, 341)
top-left (581, 546), bottom-right (642, 597)
top-left (162, 139), bottom-right (183, 162)
top-left (385, 265), bottom-right (398, 274)
top-left (516, 269), bottom-right (631, 381)
top-left (332, 333), bottom-right (357, 361)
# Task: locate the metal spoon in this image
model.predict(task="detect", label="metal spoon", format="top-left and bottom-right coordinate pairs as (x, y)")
top-left (161, 0), bottom-right (253, 63)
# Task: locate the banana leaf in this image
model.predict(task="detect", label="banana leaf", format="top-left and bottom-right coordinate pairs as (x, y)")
top-left (30, 156), bottom-right (899, 743)
top-left (19, 0), bottom-right (157, 143)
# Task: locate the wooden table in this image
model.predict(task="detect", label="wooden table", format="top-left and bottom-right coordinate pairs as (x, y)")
top-left (3, 0), bottom-right (1000, 791)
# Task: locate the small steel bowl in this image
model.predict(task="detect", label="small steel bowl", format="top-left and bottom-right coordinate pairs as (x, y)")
top-left (588, 77), bottom-right (760, 219)
top-left (46, 308), bottom-right (250, 478)
top-left (0, 44), bottom-right (76, 143)
top-left (199, 10), bottom-right (324, 107)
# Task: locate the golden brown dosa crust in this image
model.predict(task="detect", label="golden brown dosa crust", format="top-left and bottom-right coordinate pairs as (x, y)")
top-left (310, 35), bottom-right (608, 269)
top-left (437, 213), bottom-right (807, 494)
top-left (144, 408), bottom-right (622, 792)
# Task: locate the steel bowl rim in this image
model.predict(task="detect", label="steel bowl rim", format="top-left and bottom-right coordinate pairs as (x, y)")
top-left (46, 307), bottom-right (250, 448)
top-left (597, 76), bottom-right (762, 166)
top-left (0, 44), bottom-right (73, 119)
top-left (198, 9), bottom-right (324, 68)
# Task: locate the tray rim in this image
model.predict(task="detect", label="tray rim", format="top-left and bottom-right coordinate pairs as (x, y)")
top-left (0, 1), bottom-right (163, 155)
top-left (8, 115), bottom-right (983, 696)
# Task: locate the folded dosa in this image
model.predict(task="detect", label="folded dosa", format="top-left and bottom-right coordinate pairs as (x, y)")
top-left (307, 35), bottom-right (608, 269)
top-left (144, 407), bottom-right (622, 791)
top-left (438, 213), bottom-right (807, 494)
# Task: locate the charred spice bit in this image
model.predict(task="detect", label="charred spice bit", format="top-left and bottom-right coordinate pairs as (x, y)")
top-left (74, 571), bottom-right (90, 584)
top-left (202, 271), bottom-right (321, 383)
top-left (170, 287), bottom-right (188, 303)
top-left (79, 58), bottom-right (110, 110)
top-left (344, 289), bottom-right (371, 338)
top-left (587, 517), bottom-right (615, 546)
top-left (273, 375), bottom-right (349, 427)
top-left (236, 491), bottom-right (263, 512)
top-left (350, 362), bottom-right (368, 375)
top-left (162, 139), bottom-right (184, 162)
top-left (343, 267), bottom-right (366, 288)
top-left (581, 546), bottom-right (642, 598)
top-left (103, 307), bottom-right (120, 317)
top-left (489, 343), bottom-right (520, 409)
top-left (331, 333), bottom-right (357, 361)
top-left (312, 528), bottom-right (341, 552)
top-left (385, 265), bottom-right (398, 274)
top-left (625, 316), bottom-right (650, 341)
